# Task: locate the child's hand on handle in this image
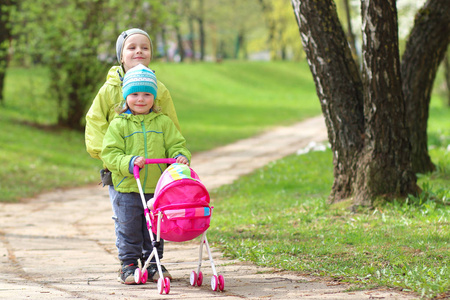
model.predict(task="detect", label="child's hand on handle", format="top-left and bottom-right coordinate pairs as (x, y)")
top-left (176, 156), bottom-right (189, 165)
top-left (134, 156), bottom-right (146, 168)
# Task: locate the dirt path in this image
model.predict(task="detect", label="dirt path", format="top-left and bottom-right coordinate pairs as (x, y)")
top-left (0, 116), bottom-right (418, 299)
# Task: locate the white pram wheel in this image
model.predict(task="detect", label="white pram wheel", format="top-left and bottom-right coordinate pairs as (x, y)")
top-left (211, 275), bottom-right (218, 291)
top-left (157, 278), bottom-right (164, 294)
top-left (134, 268), bottom-right (142, 284)
top-left (190, 271), bottom-right (197, 286)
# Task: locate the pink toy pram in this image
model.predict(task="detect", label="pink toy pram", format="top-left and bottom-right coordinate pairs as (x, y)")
top-left (133, 158), bottom-right (225, 295)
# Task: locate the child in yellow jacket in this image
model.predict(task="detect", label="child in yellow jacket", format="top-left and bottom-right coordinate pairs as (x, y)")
top-left (85, 28), bottom-right (177, 282)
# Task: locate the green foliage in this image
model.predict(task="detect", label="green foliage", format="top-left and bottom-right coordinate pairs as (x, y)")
top-left (258, 0), bottom-right (304, 60)
top-left (12, 0), bottom-right (110, 129)
top-left (10, 0), bottom-right (170, 129)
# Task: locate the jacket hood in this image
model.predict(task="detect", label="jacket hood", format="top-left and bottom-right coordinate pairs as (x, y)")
top-left (105, 66), bottom-right (124, 87)
top-left (118, 110), bottom-right (160, 123)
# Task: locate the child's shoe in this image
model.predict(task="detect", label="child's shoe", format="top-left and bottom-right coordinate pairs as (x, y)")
top-left (147, 264), bottom-right (172, 282)
top-left (120, 263), bottom-right (138, 284)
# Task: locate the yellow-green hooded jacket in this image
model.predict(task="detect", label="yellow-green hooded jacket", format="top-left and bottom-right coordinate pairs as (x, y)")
top-left (85, 66), bottom-right (180, 161)
top-left (101, 110), bottom-right (190, 194)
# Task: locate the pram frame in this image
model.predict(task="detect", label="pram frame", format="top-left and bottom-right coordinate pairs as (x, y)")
top-left (133, 158), bottom-right (224, 294)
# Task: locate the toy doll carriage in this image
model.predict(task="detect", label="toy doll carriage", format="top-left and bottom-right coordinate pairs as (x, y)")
top-left (133, 158), bottom-right (225, 295)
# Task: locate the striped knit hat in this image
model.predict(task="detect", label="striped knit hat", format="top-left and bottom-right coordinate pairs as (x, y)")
top-left (122, 64), bottom-right (158, 100)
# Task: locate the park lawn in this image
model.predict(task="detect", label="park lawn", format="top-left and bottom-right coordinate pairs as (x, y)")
top-left (208, 97), bottom-right (450, 299)
top-left (1, 61), bottom-right (320, 202)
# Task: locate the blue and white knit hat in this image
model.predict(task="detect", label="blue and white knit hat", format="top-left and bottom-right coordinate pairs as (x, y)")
top-left (122, 64), bottom-right (158, 100)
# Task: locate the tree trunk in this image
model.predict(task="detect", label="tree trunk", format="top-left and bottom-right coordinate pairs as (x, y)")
top-left (258, 0), bottom-right (276, 60)
top-left (161, 27), bottom-right (169, 61)
top-left (0, 0), bottom-right (16, 106)
top-left (188, 17), bottom-right (196, 61)
top-left (402, 0), bottom-right (450, 174)
top-left (292, 0), bottom-right (419, 206)
top-left (197, 0), bottom-right (205, 61)
top-left (291, 0), bottom-right (364, 203)
top-left (354, 0), bottom-right (417, 206)
top-left (235, 30), bottom-right (245, 59)
top-left (175, 24), bottom-right (185, 62)
top-left (445, 51), bottom-right (450, 107)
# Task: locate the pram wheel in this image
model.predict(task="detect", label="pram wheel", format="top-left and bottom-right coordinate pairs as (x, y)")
top-left (218, 274), bottom-right (225, 291)
top-left (197, 271), bottom-right (203, 286)
top-left (164, 277), bottom-right (171, 294)
top-left (190, 271), bottom-right (197, 286)
top-left (211, 275), bottom-right (218, 291)
top-left (134, 268), bottom-right (142, 284)
top-left (157, 278), bottom-right (164, 294)
top-left (190, 271), bottom-right (203, 287)
top-left (140, 269), bottom-right (148, 284)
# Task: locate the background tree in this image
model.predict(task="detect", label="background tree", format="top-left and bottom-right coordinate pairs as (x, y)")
top-left (258, 0), bottom-right (303, 60)
top-left (401, 1), bottom-right (450, 174)
top-left (354, 0), bottom-right (417, 206)
top-left (11, 0), bottom-right (168, 130)
top-left (13, 0), bottom-right (110, 129)
top-left (0, 0), bottom-right (16, 106)
top-left (291, 0), bottom-right (424, 206)
top-left (196, 0), bottom-right (206, 61)
top-left (291, 0), bottom-right (364, 203)
top-left (446, 51), bottom-right (450, 107)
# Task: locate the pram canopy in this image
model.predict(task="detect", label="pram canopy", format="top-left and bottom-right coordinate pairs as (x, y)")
top-left (151, 163), bottom-right (211, 242)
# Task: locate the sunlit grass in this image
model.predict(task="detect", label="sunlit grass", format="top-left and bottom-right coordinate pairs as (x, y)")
top-left (1, 61), bottom-right (320, 201)
top-left (209, 145), bottom-right (449, 298)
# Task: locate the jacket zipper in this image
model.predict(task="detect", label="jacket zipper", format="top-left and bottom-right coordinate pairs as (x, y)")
top-left (141, 121), bottom-right (149, 193)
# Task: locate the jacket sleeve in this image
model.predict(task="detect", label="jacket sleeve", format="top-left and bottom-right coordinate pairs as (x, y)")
top-left (156, 80), bottom-right (181, 133)
top-left (85, 84), bottom-right (119, 161)
top-left (101, 119), bottom-right (134, 177)
top-left (162, 118), bottom-right (191, 162)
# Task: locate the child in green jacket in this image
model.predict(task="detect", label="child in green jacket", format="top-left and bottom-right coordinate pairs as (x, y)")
top-left (85, 28), bottom-right (179, 281)
top-left (102, 64), bottom-right (190, 284)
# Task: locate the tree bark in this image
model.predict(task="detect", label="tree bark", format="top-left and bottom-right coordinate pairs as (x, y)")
top-left (354, 0), bottom-right (417, 206)
top-left (401, 0), bottom-right (450, 174)
top-left (292, 0), bottom-right (419, 206)
top-left (291, 0), bottom-right (364, 203)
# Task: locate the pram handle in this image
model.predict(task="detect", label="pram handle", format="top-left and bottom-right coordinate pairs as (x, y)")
top-left (133, 158), bottom-right (177, 179)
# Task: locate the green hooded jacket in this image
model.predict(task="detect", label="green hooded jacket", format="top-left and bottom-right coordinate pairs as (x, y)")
top-left (85, 66), bottom-right (180, 161)
top-left (101, 111), bottom-right (191, 194)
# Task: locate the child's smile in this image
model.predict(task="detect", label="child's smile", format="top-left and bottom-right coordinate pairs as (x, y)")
top-left (127, 92), bottom-right (155, 115)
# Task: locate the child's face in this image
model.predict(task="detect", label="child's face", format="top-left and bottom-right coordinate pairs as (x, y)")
top-left (122, 34), bottom-right (151, 72)
top-left (126, 92), bottom-right (155, 115)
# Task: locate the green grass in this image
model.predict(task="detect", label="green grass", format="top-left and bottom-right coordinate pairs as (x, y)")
top-left (207, 98), bottom-right (450, 299)
top-left (1, 61), bottom-right (320, 201)
top-left (155, 61), bottom-right (319, 152)
top-left (0, 113), bottom-right (102, 202)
